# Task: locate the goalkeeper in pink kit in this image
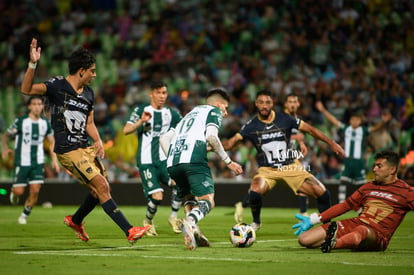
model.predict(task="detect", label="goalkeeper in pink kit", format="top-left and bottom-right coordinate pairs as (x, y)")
top-left (293, 150), bottom-right (414, 253)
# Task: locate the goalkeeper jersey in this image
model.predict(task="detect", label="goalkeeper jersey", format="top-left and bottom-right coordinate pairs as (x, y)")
top-left (321, 179), bottom-right (414, 241)
top-left (166, 105), bottom-right (222, 167)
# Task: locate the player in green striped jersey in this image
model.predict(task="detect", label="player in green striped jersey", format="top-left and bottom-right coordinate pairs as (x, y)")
top-left (316, 101), bottom-right (391, 203)
top-left (160, 88), bottom-right (243, 250)
top-left (123, 81), bottom-right (183, 236)
top-left (2, 96), bottom-right (59, 224)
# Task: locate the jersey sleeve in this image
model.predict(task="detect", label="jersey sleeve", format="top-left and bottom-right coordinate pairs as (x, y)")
top-left (170, 107), bottom-right (183, 128)
top-left (206, 106), bottom-right (222, 129)
top-left (126, 105), bottom-right (142, 124)
top-left (6, 118), bottom-right (20, 137)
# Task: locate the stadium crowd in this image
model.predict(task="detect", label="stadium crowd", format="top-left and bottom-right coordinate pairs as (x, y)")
top-left (0, 0), bottom-right (413, 184)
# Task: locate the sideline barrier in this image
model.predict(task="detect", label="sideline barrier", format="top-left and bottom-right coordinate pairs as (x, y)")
top-left (0, 178), bottom-right (351, 207)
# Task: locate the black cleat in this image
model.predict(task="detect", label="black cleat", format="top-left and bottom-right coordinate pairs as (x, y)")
top-left (321, 221), bottom-right (338, 253)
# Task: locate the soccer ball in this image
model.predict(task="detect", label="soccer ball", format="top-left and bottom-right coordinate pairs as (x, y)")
top-left (229, 223), bottom-right (256, 248)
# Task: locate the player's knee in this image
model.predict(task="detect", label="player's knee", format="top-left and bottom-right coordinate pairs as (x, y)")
top-left (151, 191), bottom-right (163, 201)
top-left (149, 197), bottom-right (162, 206)
top-left (250, 178), bottom-right (266, 194)
top-left (297, 231), bottom-right (315, 248)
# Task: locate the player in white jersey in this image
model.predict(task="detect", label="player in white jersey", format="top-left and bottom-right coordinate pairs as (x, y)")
top-left (123, 81), bottom-right (183, 236)
top-left (2, 96), bottom-right (59, 224)
top-left (160, 88), bottom-right (243, 250)
top-left (316, 101), bottom-right (391, 202)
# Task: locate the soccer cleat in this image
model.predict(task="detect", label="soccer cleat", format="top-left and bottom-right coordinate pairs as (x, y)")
top-left (178, 218), bottom-right (197, 250)
top-left (64, 215), bottom-right (90, 242)
top-left (127, 225), bottom-right (151, 244)
top-left (143, 220), bottom-right (158, 236)
top-left (193, 224), bottom-right (210, 247)
top-left (251, 222), bottom-right (261, 232)
top-left (321, 221), bottom-right (338, 253)
top-left (18, 215), bottom-right (27, 224)
top-left (10, 192), bottom-right (19, 205)
top-left (234, 202), bottom-right (244, 223)
top-left (168, 216), bottom-right (182, 233)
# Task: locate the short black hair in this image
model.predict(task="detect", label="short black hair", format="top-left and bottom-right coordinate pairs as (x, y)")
top-left (68, 48), bottom-right (96, 75)
top-left (284, 93), bottom-right (299, 102)
top-left (150, 81), bottom-right (168, 90)
top-left (207, 87), bottom-right (230, 102)
top-left (375, 150), bottom-right (400, 168)
top-left (27, 95), bottom-right (44, 106)
top-left (256, 89), bottom-right (272, 99)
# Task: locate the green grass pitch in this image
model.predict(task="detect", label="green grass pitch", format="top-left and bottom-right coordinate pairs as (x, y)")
top-left (1, 205), bottom-right (413, 274)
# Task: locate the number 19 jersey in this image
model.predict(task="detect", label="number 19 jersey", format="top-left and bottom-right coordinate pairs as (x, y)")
top-left (166, 105), bottom-right (222, 167)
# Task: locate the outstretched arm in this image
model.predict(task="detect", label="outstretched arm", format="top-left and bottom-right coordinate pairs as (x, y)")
top-left (206, 125), bottom-right (243, 176)
top-left (315, 101), bottom-right (341, 127)
top-left (369, 111), bottom-right (392, 132)
top-left (299, 121), bottom-right (345, 157)
top-left (123, 111), bottom-right (152, 135)
top-left (222, 133), bottom-right (243, 151)
top-left (21, 38), bottom-right (47, 95)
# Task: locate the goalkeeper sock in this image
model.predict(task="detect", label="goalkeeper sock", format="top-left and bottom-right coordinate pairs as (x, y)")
top-left (72, 192), bottom-right (99, 225)
top-left (335, 225), bottom-right (369, 250)
top-left (249, 191), bottom-right (262, 224)
top-left (102, 198), bottom-right (132, 235)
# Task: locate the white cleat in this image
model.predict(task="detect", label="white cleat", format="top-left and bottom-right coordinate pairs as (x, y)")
top-left (168, 216), bottom-right (182, 233)
top-left (10, 192), bottom-right (19, 205)
top-left (143, 220), bottom-right (158, 236)
top-left (178, 218), bottom-right (197, 251)
top-left (234, 202), bottom-right (244, 223)
top-left (251, 222), bottom-right (261, 232)
top-left (18, 216), bottom-right (27, 225)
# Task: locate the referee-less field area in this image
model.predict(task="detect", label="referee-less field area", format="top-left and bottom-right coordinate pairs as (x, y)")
top-left (1, 205), bottom-right (413, 275)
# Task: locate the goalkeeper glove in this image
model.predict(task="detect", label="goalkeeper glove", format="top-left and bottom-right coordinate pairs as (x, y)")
top-left (292, 213), bottom-right (321, 235)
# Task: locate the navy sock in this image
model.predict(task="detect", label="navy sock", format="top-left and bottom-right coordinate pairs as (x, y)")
top-left (72, 192), bottom-right (99, 225)
top-left (317, 190), bottom-right (331, 213)
top-left (298, 196), bottom-right (308, 213)
top-left (102, 199), bottom-right (132, 235)
top-left (249, 191), bottom-right (262, 224)
top-left (241, 193), bottom-right (250, 208)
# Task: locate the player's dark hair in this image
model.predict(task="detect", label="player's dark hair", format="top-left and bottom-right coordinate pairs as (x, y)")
top-left (151, 81), bottom-right (168, 90)
top-left (27, 95), bottom-right (44, 106)
top-left (285, 93), bottom-right (299, 102)
top-left (256, 89), bottom-right (272, 99)
top-left (68, 48), bottom-right (96, 75)
top-left (207, 87), bottom-right (230, 102)
top-left (375, 150), bottom-right (400, 169)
